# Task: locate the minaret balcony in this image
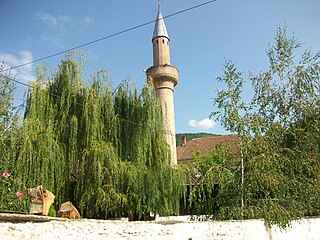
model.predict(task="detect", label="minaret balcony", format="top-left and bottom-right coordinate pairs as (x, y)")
top-left (146, 64), bottom-right (179, 87)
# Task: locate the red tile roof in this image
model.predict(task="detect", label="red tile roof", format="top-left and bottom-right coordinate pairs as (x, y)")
top-left (177, 134), bottom-right (238, 163)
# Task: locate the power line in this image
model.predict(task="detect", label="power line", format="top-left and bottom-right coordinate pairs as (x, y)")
top-left (0, 0), bottom-right (217, 73)
top-left (0, 73), bottom-right (176, 136)
top-left (3, 75), bottom-right (33, 88)
top-left (0, 0), bottom-right (217, 135)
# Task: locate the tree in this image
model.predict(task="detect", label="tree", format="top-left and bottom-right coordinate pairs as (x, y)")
top-left (188, 144), bottom-right (238, 219)
top-left (212, 61), bottom-right (249, 218)
top-left (176, 133), bottom-right (219, 146)
top-left (0, 62), bottom-right (16, 133)
top-left (14, 52), bottom-right (184, 218)
top-left (0, 62), bottom-right (19, 157)
top-left (0, 62), bottom-right (26, 212)
top-left (211, 26), bottom-right (320, 227)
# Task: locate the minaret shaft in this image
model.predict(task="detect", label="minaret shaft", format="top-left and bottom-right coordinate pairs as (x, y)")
top-left (153, 37), bottom-right (170, 66)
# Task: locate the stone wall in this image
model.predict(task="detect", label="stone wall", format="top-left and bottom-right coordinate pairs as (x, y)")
top-left (0, 214), bottom-right (319, 240)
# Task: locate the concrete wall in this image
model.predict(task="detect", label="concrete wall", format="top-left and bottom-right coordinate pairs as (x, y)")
top-left (0, 215), bottom-right (319, 240)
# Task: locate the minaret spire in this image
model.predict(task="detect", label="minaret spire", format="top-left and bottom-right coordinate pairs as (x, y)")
top-left (152, 1), bottom-right (169, 41)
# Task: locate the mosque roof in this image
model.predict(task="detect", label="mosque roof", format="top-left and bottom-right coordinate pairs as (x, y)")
top-left (177, 134), bottom-right (239, 163)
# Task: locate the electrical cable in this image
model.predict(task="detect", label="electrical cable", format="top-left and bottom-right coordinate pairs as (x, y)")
top-left (0, 0), bottom-right (217, 73)
top-left (2, 75), bottom-right (33, 88)
top-left (0, 0), bottom-right (218, 136)
top-left (0, 73), bottom-right (176, 136)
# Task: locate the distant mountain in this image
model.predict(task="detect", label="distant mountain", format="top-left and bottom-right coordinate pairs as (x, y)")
top-left (176, 133), bottom-right (220, 146)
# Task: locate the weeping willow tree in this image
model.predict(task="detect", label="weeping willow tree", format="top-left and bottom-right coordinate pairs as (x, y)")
top-left (15, 52), bottom-right (184, 218)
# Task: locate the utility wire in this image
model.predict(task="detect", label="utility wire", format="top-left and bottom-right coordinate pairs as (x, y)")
top-left (0, 73), bottom-right (176, 136)
top-left (3, 75), bottom-right (33, 88)
top-left (1, 0), bottom-right (217, 136)
top-left (0, 0), bottom-right (216, 73)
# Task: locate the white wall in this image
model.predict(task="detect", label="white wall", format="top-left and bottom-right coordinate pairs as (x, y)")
top-left (0, 215), bottom-right (319, 240)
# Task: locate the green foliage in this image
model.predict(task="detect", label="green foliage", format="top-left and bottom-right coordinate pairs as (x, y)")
top-left (0, 63), bottom-right (26, 212)
top-left (188, 145), bottom-right (237, 219)
top-left (209, 26), bottom-right (320, 227)
top-left (0, 173), bottom-right (28, 212)
top-left (10, 52), bottom-right (184, 218)
top-left (0, 62), bottom-right (16, 133)
top-left (48, 205), bottom-right (56, 217)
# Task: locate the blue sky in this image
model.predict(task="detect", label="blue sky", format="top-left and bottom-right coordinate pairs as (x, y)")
top-left (1, 0), bottom-right (319, 134)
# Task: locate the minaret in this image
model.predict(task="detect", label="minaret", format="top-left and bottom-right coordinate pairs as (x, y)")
top-left (146, 2), bottom-right (179, 165)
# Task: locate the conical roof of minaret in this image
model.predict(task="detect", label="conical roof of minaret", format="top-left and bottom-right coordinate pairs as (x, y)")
top-left (152, 8), bottom-right (169, 40)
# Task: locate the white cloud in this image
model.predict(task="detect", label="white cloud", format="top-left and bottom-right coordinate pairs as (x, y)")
top-left (35, 11), bottom-right (71, 49)
top-left (188, 119), bottom-right (198, 128)
top-left (0, 50), bottom-right (35, 84)
top-left (83, 16), bottom-right (95, 25)
top-left (188, 118), bottom-right (216, 130)
top-left (40, 35), bottom-right (65, 49)
top-left (35, 11), bottom-right (70, 27)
